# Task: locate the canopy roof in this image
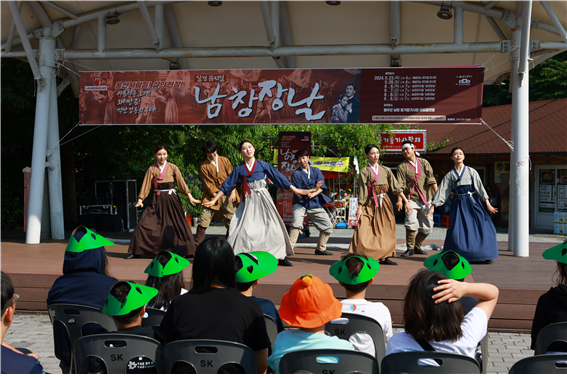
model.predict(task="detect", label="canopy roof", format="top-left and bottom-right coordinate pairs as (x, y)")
top-left (2, 1), bottom-right (566, 97)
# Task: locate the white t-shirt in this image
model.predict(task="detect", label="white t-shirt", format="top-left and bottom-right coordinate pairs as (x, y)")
top-left (386, 307), bottom-right (487, 365)
top-left (331, 299), bottom-right (393, 356)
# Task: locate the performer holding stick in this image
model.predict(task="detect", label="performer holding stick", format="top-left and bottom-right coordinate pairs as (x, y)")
top-left (396, 141), bottom-right (438, 257)
top-left (203, 140), bottom-right (308, 266)
top-left (425, 147), bottom-right (498, 263)
top-left (289, 150), bottom-right (334, 256)
top-left (125, 144), bottom-right (200, 259)
top-left (195, 141), bottom-right (239, 246)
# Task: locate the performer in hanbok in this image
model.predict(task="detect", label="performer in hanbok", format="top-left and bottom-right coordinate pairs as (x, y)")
top-left (195, 141), bottom-right (239, 246)
top-left (125, 144), bottom-right (200, 259)
top-left (425, 147), bottom-right (498, 263)
top-left (396, 141), bottom-right (438, 257)
top-left (349, 144), bottom-right (408, 265)
top-left (289, 150), bottom-right (334, 256)
top-left (203, 140), bottom-right (308, 266)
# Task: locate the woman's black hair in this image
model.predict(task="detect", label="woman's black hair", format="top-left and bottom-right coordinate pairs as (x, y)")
top-left (190, 237), bottom-right (236, 294)
top-left (101, 254), bottom-right (111, 277)
top-left (557, 262), bottom-right (567, 286)
top-left (154, 144), bottom-right (168, 155)
top-left (1, 271), bottom-right (14, 315)
top-left (338, 94), bottom-right (348, 102)
top-left (450, 146), bottom-right (465, 156)
top-left (202, 141), bottom-right (218, 155)
top-left (365, 144), bottom-right (380, 154)
top-left (238, 140), bottom-right (254, 152)
top-left (145, 251), bottom-right (184, 310)
top-left (403, 269), bottom-right (464, 342)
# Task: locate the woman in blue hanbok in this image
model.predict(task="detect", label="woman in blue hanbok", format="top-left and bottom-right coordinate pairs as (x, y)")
top-left (203, 140), bottom-right (307, 266)
top-left (426, 147), bottom-right (498, 263)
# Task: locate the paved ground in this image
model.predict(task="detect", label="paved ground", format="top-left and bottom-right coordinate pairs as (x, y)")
top-left (5, 314), bottom-right (534, 374)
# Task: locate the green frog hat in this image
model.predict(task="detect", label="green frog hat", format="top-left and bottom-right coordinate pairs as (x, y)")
top-left (65, 226), bottom-right (114, 253)
top-left (423, 251), bottom-right (472, 280)
top-left (329, 255), bottom-right (380, 285)
top-left (542, 241), bottom-right (567, 264)
top-left (145, 250), bottom-right (190, 277)
top-left (102, 282), bottom-right (158, 316)
top-left (235, 252), bottom-right (278, 283)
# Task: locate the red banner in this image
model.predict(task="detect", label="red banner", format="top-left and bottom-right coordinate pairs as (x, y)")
top-left (379, 130), bottom-right (427, 151)
top-left (79, 67), bottom-right (483, 125)
top-left (277, 132), bottom-right (311, 226)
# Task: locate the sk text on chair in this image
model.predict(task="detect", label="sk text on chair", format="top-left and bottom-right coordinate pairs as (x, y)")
top-left (279, 349), bottom-right (379, 374)
top-left (162, 339), bottom-right (257, 374)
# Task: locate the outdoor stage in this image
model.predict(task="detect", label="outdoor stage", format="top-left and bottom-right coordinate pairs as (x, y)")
top-left (1, 230), bottom-right (558, 333)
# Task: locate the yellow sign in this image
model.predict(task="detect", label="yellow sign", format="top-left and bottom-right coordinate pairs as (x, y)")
top-left (311, 157), bottom-right (350, 172)
top-left (495, 161), bottom-right (510, 174)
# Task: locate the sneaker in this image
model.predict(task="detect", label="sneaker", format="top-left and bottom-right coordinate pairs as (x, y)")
top-left (278, 258), bottom-right (294, 267)
top-left (400, 249), bottom-right (415, 257)
top-left (414, 248), bottom-right (428, 255)
top-left (315, 249), bottom-right (332, 256)
top-left (381, 258), bottom-right (399, 265)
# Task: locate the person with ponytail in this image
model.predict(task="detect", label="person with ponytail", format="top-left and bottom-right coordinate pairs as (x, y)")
top-left (126, 144), bottom-right (200, 259)
top-left (144, 250), bottom-right (190, 310)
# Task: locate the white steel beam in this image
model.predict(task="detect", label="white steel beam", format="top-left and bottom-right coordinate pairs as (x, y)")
top-left (42, 1), bottom-right (78, 20)
top-left (7, 1), bottom-right (41, 80)
top-left (519, 0), bottom-right (533, 77)
top-left (279, 1), bottom-right (295, 68)
top-left (97, 14), bottom-right (106, 52)
top-left (454, 5), bottom-right (463, 44)
top-left (390, 1), bottom-right (400, 46)
top-left (28, 1), bottom-right (52, 28)
top-left (164, 4), bottom-right (188, 69)
top-left (485, 16), bottom-right (507, 41)
top-left (155, 3), bottom-right (164, 50)
top-left (138, 1), bottom-right (160, 50)
top-left (4, 0), bottom-right (23, 54)
top-left (540, 0), bottom-right (567, 45)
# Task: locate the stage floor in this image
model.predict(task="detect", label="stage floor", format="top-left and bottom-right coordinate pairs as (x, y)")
top-left (1, 231), bottom-right (558, 332)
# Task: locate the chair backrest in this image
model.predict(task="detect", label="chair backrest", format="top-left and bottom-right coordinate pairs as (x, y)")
top-left (73, 334), bottom-right (163, 374)
top-left (325, 312), bottom-right (386, 365)
top-left (535, 322), bottom-right (567, 355)
top-left (381, 351), bottom-right (481, 374)
top-left (162, 339), bottom-right (258, 374)
top-left (264, 314), bottom-right (278, 349)
top-left (509, 354), bottom-right (567, 374)
top-left (142, 307), bottom-right (167, 327)
top-left (279, 349), bottom-right (379, 374)
top-left (48, 303), bottom-right (117, 358)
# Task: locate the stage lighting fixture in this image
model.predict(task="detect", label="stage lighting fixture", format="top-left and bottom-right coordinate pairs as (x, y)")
top-left (437, 4), bottom-right (453, 20)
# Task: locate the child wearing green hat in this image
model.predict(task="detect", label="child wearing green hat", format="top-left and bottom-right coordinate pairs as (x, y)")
top-left (329, 254), bottom-right (393, 356)
top-left (145, 250), bottom-right (190, 311)
top-left (423, 251), bottom-right (478, 314)
top-left (530, 240), bottom-right (567, 353)
top-left (268, 275), bottom-right (355, 374)
top-left (235, 252), bottom-right (284, 333)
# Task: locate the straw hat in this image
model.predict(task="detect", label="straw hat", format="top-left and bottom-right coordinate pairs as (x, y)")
top-left (279, 274), bottom-right (342, 328)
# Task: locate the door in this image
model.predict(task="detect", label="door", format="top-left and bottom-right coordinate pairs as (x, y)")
top-left (534, 166), bottom-right (567, 229)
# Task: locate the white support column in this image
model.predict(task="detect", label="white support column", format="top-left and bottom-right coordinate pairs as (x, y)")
top-left (47, 66), bottom-right (64, 240)
top-left (155, 3), bottom-right (164, 50)
top-left (26, 27), bottom-right (56, 244)
top-left (511, 0), bottom-right (532, 257)
top-left (98, 14), bottom-right (106, 52)
top-left (279, 1), bottom-right (295, 68)
top-left (454, 5), bottom-right (463, 44)
top-left (508, 64), bottom-right (516, 252)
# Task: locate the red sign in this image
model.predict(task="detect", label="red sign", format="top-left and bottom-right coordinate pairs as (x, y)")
top-left (277, 132), bottom-right (311, 226)
top-left (79, 67), bottom-right (482, 125)
top-left (379, 130), bottom-right (427, 151)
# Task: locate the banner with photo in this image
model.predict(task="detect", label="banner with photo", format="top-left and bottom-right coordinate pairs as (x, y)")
top-left (310, 157), bottom-right (350, 172)
top-left (79, 66), bottom-right (483, 125)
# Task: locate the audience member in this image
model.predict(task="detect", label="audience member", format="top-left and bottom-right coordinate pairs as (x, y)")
top-left (46, 226), bottom-right (118, 373)
top-left (1, 271), bottom-right (45, 374)
top-left (268, 274), bottom-right (355, 373)
top-left (329, 254), bottom-right (393, 355)
top-left (235, 251), bottom-right (284, 333)
top-left (144, 250), bottom-right (189, 310)
top-left (424, 250), bottom-right (478, 314)
top-left (531, 240), bottom-right (567, 353)
top-left (386, 269), bottom-right (498, 365)
top-left (156, 237), bottom-right (270, 373)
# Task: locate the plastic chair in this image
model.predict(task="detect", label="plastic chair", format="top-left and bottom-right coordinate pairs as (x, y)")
top-left (381, 351), bottom-right (481, 374)
top-left (279, 349), bottom-right (379, 374)
top-left (264, 314), bottom-right (278, 349)
top-left (508, 354), bottom-right (567, 374)
top-left (534, 322), bottom-right (567, 355)
top-left (325, 312), bottom-right (386, 365)
top-left (433, 214), bottom-right (441, 227)
top-left (48, 303), bottom-right (118, 372)
top-left (142, 307), bottom-right (167, 327)
top-left (162, 339), bottom-right (257, 374)
top-left (72, 333), bottom-right (163, 374)
top-left (479, 333), bottom-right (489, 374)
top-left (441, 215), bottom-right (451, 228)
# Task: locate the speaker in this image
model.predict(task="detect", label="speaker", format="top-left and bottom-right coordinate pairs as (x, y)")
top-left (95, 179), bottom-right (139, 231)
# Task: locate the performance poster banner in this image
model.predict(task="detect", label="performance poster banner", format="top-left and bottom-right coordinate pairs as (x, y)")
top-left (277, 132), bottom-right (311, 226)
top-left (379, 130), bottom-right (427, 151)
top-left (310, 157), bottom-right (350, 172)
top-left (79, 66), bottom-right (483, 125)
top-left (348, 197), bottom-right (359, 226)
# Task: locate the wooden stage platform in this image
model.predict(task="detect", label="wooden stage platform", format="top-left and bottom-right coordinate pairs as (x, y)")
top-left (1, 232), bottom-right (558, 333)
